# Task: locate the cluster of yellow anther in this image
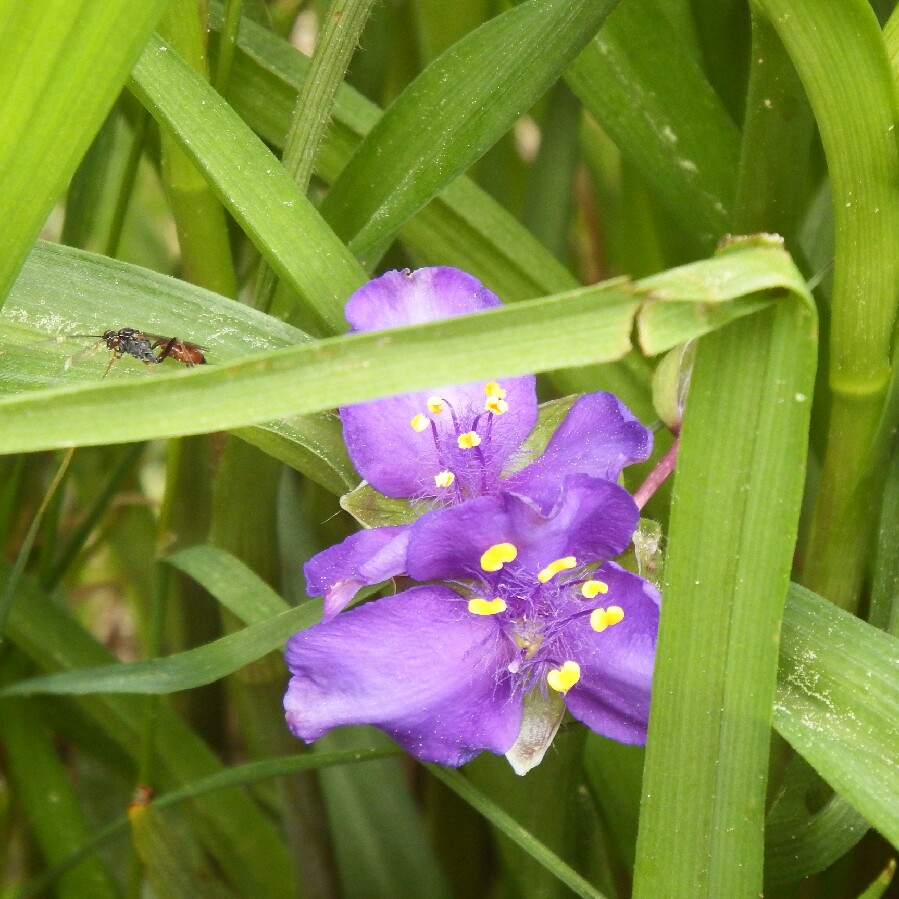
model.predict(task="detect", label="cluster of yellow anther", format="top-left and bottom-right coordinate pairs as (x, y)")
top-left (472, 544), bottom-right (626, 695)
top-left (409, 384), bottom-right (510, 489)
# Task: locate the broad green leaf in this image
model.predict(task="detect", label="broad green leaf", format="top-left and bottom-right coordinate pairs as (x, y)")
top-left (0, 241), bottom-right (354, 492)
top-left (0, 277), bottom-right (640, 453)
top-left (0, 242), bottom-right (812, 457)
top-left (129, 35), bottom-right (366, 331)
top-left (565, 0), bottom-right (741, 247)
top-left (633, 295), bottom-right (817, 895)
top-left (316, 728), bottom-right (453, 899)
top-left (0, 0), bottom-right (170, 301)
top-left (318, 0), bottom-right (620, 258)
top-left (774, 584), bottom-right (899, 850)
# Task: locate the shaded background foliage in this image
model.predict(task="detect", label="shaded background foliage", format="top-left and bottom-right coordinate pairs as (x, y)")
top-left (0, 1), bottom-right (896, 897)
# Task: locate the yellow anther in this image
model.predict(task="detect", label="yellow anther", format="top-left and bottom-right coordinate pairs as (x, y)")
top-left (427, 396), bottom-right (445, 414)
top-left (485, 396), bottom-right (509, 415)
top-left (457, 431), bottom-right (481, 450)
top-left (484, 381), bottom-right (507, 399)
top-left (434, 470), bottom-right (455, 488)
top-left (468, 597), bottom-right (507, 616)
top-left (410, 413), bottom-right (430, 432)
top-left (480, 542), bottom-right (518, 572)
top-left (537, 556), bottom-right (577, 583)
top-left (590, 606), bottom-right (625, 633)
top-left (581, 579), bottom-right (609, 599)
top-left (547, 661), bottom-right (581, 694)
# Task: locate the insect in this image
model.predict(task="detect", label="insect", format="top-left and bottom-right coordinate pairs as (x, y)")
top-left (63, 328), bottom-right (207, 377)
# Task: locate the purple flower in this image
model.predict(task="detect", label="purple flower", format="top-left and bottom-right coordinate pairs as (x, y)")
top-left (307, 266), bottom-right (653, 619)
top-left (285, 477), bottom-right (661, 772)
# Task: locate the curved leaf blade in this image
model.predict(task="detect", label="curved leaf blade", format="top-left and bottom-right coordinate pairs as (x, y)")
top-left (319, 0), bottom-right (620, 256)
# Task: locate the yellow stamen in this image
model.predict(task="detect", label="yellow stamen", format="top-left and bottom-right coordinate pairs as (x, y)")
top-left (537, 556), bottom-right (577, 583)
top-left (485, 396), bottom-right (509, 415)
top-left (581, 579), bottom-right (609, 599)
top-left (468, 597), bottom-right (507, 616)
top-left (410, 413), bottom-right (430, 432)
top-left (427, 396), bottom-right (445, 414)
top-left (434, 470), bottom-right (455, 488)
top-left (480, 542), bottom-right (518, 572)
top-left (484, 381), bottom-right (507, 399)
top-left (547, 661), bottom-right (581, 694)
top-left (457, 431), bottom-right (481, 450)
top-left (590, 606), bottom-right (625, 632)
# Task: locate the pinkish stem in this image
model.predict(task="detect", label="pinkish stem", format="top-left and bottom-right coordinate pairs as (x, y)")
top-left (633, 436), bottom-right (679, 510)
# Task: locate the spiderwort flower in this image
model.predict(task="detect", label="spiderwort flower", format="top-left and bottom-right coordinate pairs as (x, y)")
top-left (307, 266), bottom-right (653, 620)
top-left (285, 476), bottom-right (661, 773)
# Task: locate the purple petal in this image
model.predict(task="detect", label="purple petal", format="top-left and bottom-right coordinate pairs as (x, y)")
top-left (341, 375), bottom-right (536, 499)
top-left (406, 477), bottom-right (639, 582)
top-left (304, 526), bottom-right (410, 622)
top-left (284, 586), bottom-right (522, 766)
top-left (561, 562), bottom-right (660, 744)
top-left (345, 267), bottom-right (502, 331)
top-left (339, 267), bottom-right (538, 498)
top-left (504, 392), bottom-right (653, 514)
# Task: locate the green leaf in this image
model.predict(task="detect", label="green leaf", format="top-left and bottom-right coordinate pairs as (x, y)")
top-left (318, 0), bottom-right (620, 258)
top-left (2, 564), bottom-right (299, 897)
top-left (0, 602), bottom-right (318, 697)
top-left (0, 0), bottom-right (170, 301)
top-left (15, 747), bottom-right (400, 899)
top-left (633, 296), bottom-right (817, 893)
top-left (565, 0), bottom-right (741, 247)
top-left (0, 241), bottom-right (354, 492)
top-left (427, 766), bottom-right (608, 899)
top-left (218, 9), bottom-right (579, 301)
top-left (165, 544), bottom-right (290, 621)
top-left (0, 671), bottom-right (118, 899)
top-left (635, 235), bottom-right (805, 355)
top-left (0, 276), bottom-right (640, 453)
top-left (129, 35), bottom-right (366, 331)
top-left (758, 0), bottom-right (899, 612)
top-left (130, 804), bottom-right (239, 899)
top-left (774, 584), bottom-right (899, 850)
top-left (764, 755), bottom-right (869, 886)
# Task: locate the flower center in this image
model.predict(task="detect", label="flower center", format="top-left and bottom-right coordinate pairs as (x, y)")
top-left (470, 544), bottom-right (625, 696)
top-left (407, 381), bottom-right (511, 501)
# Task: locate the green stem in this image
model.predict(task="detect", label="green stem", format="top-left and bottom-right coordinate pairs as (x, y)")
top-left (757, 0), bottom-right (899, 611)
top-left (256, 0), bottom-right (377, 315)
